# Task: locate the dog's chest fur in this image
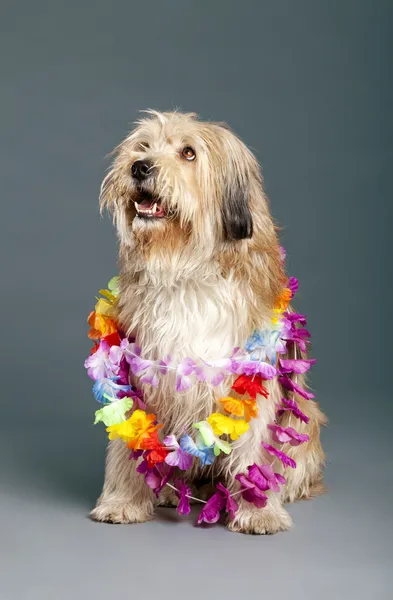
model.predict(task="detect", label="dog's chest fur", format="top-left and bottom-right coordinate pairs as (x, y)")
top-left (119, 262), bottom-right (252, 434)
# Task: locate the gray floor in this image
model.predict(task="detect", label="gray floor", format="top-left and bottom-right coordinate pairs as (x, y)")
top-left (1, 411), bottom-right (391, 600)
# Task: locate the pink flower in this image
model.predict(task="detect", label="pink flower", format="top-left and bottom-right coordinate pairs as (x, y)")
top-left (268, 421), bottom-right (310, 446)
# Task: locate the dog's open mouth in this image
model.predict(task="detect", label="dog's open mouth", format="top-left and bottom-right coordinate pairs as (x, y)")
top-left (134, 191), bottom-right (166, 219)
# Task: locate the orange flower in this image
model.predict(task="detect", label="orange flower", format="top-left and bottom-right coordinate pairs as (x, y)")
top-left (219, 396), bottom-right (259, 422)
top-left (273, 287), bottom-right (292, 314)
top-left (87, 310), bottom-right (118, 340)
top-left (127, 412), bottom-right (163, 451)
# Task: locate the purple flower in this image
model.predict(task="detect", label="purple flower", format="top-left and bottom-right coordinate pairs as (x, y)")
top-left (136, 458), bottom-right (149, 474)
top-left (279, 358), bottom-right (316, 375)
top-left (128, 449), bottom-right (144, 461)
top-left (279, 376), bottom-right (315, 400)
top-left (268, 422), bottom-right (310, 446)
top-left (84, 340), bottom-right (119, 381)
top-left (233, 358), bottom-right (277, 380)
top-left (261, 442), bottom-right (296, 469)
top-left (195, 358), bottom-right (232, 387)
top-left (176, 358), bottom-right (197, 392)
top-left (174, 479), bottom-right (192, 516)
top-left (247, 463), bottom-right (286, 493)
top-left (234, 474), bottom-right (269, 508)
top-left (163, 435), bottom-right (193, 470)
top-left (158, 355), bottom-right (172, 374)
top-left (108, 338), bottom-right (130, 367)
top-left (123, 343), bottom-right (142, 363)
top-left (276, 397), bottom-right (310, 424)
top-left (128, 355), bottom-right (160, 387)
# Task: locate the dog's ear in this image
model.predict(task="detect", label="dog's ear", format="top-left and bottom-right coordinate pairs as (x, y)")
top-left (222, 175), bottom-right (253, 240)
top-left (99, 170), bottom-right (117, 214)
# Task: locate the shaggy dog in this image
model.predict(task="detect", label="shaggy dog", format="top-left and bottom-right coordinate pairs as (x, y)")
top-left (90, 110), bottom-right (326, 534)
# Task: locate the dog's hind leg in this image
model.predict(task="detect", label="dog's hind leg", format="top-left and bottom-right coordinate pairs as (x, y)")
top-left (90, 439), bottom-right (154, 524)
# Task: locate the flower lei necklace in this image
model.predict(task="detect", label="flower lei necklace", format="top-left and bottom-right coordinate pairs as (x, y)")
top-left (85, 254), bottom-right (316, 524)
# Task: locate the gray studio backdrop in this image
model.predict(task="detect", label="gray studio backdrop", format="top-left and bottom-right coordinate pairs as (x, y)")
top-left (1, 1), bottom-right (392, 599)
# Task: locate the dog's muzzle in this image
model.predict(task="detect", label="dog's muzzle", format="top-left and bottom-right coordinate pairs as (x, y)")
top-left (131, 160), bottom-right (155, 183)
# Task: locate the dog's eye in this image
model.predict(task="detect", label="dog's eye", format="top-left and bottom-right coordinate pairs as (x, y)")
top-left (137, 142), bottom-right (150, 152)
top-left (181, 146), bottom-right (196, 161)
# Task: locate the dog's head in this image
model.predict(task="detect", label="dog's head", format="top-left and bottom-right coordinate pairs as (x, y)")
top-left (101, 111), bottom-right (273, 253)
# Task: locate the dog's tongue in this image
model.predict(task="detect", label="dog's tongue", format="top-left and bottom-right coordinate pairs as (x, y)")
top-left (138, 198), bottom-right (155, 209)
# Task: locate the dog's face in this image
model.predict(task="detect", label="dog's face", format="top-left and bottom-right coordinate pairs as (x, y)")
top-left (101, 111), bottom-right (266, 251)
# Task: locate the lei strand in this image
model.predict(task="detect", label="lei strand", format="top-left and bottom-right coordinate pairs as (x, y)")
top-left (85, 256), bottom-right (316, 524)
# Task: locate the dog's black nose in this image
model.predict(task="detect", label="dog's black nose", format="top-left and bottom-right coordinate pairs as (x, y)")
top-left (131, 160), bottom-right (154, 181)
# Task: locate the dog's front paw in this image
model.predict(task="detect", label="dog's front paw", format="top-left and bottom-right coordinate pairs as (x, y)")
top-left (90, 500), bottom-right (153, 524)
top-left (227, 506), bottom-right (292, 535)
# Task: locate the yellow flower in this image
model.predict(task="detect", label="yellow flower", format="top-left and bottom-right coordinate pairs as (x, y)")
top-left (106, 410), bottom-right (162, 449)
top-left (207, 413), bottom-right (249, 440)
top-left (95, 297), bottom-right (114, 317)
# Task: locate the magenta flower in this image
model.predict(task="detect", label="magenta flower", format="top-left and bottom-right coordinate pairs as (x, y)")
top-left (284, 312), bottom-right (307, 326)
top-left (288, 277), bottom-right (299, 298)
top-left (278, 376), bottom-right (315, 400)
top-left (268, 421), bottom-right (310, 446)
top-left (197, 482), bottom-right (239, 524)
top-left (247, 463), bottom-right (286, 493)
top-left (116, 356), bottom-right (131, 386)
top-left (197, 491), bottom-right (224, 524)
top-left (174, 479), bottom-right (192, 515)
top-left (276, 397), bottom-right (310, 424)
top-left (216, 482), bottom-right (239, 520)
top-left (261, 442), bottom-right (296, 469)
top-left (234, 473), bottom-right (269, 508)
top-left (143, 464), bottom-right (174, 498)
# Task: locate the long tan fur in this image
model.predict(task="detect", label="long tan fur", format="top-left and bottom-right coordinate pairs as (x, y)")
top-left (91, 111), bottom-right (326, 534)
